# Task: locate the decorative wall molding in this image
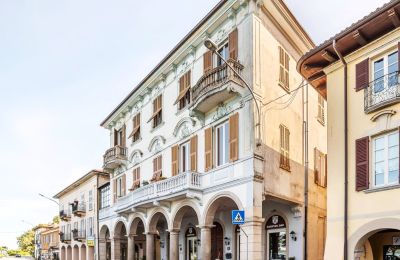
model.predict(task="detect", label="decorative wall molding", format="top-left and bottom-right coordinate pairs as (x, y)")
top-left (148, 135), bottom-right (166, 153)
top-left (129, 149), bottom-right (144, 166)
top-left (173, 117), bottom-right (196, 138)
top-left (370, 109), bottom-right (396, 122)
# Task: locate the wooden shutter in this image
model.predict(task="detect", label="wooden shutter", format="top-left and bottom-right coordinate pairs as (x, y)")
top-left (121, 125), bottom-right (126, 147)
top-left (158, 155), bottom-right (162, 176)
top-left (171, 145), bottom-right (179, 176)
top-left (113, 179), bottom-right (117, 203)
top-left (355, 137), bottom-right (369, 191)
top-left (314, 148), bottom-right (321, 185)
top-left (229, 28), bottom-right (238, 60)
top-left (203, 51), bottom-right (213, 73)
top-left (113, 129), bottom-right (118, 146)
top-left (355, 58), bottom-right (369, 91)
top-left (229, 113), bottom-right (239, 162)
top-left (121, 175), bottom-right (126, 196)
top-left (190, 135), bottom-right (198, 172)
top-left (205, 127), bottom-right (213, 171)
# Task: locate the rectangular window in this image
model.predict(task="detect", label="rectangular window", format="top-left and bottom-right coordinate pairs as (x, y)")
top-left (151, 95), bottom-right (162, 128)
top-left (88, 190), bottom-right (93, 211)
top-left (314, 148), bottom-right (327, 187)
top-left (373, 51), bottom-right (398, 93)
top-left (113, 125), bottom-right (126, 147)
top-left (131, 167), bottom-right (141, 190)
top-left (152, 155), bottom-right (163, 181)
top-left (216, 42), bottom-right (229, 66)
top-left (317, 94), bottom-right (325, 125)
top-left (87, 217), bottom-right (93, 237)
top-left (280, 124), bottom-right (290, 171)
top-left (180, 141), bottom-right (190, 173)
top-left (80, 219), bottom-right (85, 233)
top-left (129, 113), bottom-right (141, 142)
top-left (216, 121), bottom-right (230, 166)
top-left (117, 177), bottom-right (123, 197)
top-left (373, 131), bottom-right (399, 187)
top-left (100, 185), bottom-right (110, 209)
top-left (279, 46), bottom-right (290, 91)
top-left (176, 71), bottom-right (191, 110)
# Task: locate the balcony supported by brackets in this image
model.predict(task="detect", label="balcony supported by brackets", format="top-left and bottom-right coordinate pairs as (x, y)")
top-left (103, 145), bottom-right (128, 170)
top-left (190, 59), bottom-right (246, 113)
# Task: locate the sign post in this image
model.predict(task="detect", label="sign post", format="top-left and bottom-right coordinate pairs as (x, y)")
top-left (231, 210), bottom-right (248, 260)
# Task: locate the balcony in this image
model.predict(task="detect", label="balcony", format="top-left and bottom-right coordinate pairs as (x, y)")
top-left (364, 72), bottom-right (400, 113)
top-left (71, 201), bottom-right (86, 216)
top-left (115, 171), bottom-right (202, 213)
top-left (191, 59), bottom-right (245, 113)
top-left (103, 145), bottom-right (128, 170)
top-left (72, 229), bottom-right (86, 241)
top-left (60, 232), bottom-right (71, 243)
top-left (59, 210), bottom-right (71, 221)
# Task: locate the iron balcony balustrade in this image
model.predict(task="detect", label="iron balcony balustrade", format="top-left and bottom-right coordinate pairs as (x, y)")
top-left (71, 201), bottom-right (86, 217)
top-left (59, 232), bottom-right (71, 243)
top-left (72, 229), bottom-right (86, 241)
top-left (114, 171), bottom-right (202, 213)
top-left (103, 145), bottom-right (128, 169)
top-left (59, 209), bottom-right (71, 221)
top-left (191, 58), bottom-right (245, 113)
top-left (364, 71), bottom-right (400, 113)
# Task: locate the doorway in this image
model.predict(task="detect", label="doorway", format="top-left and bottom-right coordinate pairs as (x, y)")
top-left (265, 215), bottom-right (287, 260)
top-left (211, 222), bottom-right (224, 260)
top-left (186, 227), bottom-right (198, 260)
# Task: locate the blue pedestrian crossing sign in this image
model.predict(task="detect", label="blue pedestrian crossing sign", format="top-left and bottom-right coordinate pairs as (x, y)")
top-left (231, 210), bottom-right (245, 224)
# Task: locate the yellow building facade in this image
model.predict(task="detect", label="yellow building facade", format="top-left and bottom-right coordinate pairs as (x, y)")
top-left (298, 2), bottom-right (400, 260)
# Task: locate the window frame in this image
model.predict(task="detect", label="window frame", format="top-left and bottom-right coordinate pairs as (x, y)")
top-left (278, 46), bottom-right (290, 91)
top-left (317, 94), bottom-right (325, 125)
top-left (88, 190), bottom-right (93, 211)
top-left (372, 131), bottom-right (399, 187)
top-left (216, 41), bottom-right (229, 67)
top-left (180, 141), bottom-right (191, 173)
top-left (100, 184), bottom-right (110, 209)
top-left (153, 95), bottom-right (163, 128)
top-left (215, 120), bottom-right (230, 167)
top-left (279, 124), bottom-right (290, 171)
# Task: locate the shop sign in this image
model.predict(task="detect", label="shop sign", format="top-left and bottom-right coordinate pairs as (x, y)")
top-left (87, 237), bottom-right (95, 247)
top-left (266, 215), bottom-right (286, 230)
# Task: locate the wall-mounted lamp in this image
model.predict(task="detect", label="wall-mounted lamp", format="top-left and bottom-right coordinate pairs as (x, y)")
top-left (196, 239), bottom-right (201, 246)
top-left (160, 240), bottom-right (165, 248)
top-left (290, 231), bottom-right (297, 241)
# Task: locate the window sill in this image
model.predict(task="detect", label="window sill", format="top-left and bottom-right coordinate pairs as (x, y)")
top-left (364, 184), bottom-right (400, 193)
top-left (150, 121), bottom-right (165, 133)
top-left (131, 137), bottom-right (142, 146)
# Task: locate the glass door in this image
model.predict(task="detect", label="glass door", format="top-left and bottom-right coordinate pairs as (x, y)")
top-left (186, 237), bottom-right (198, 260)
top-left (267, 228), bottom-right (287, 260)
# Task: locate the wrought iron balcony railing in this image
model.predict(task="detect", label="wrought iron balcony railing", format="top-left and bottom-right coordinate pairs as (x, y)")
top-left (71, 201), bottom-right (86, 216)
top-left (72, 229), bottom-right (86, 241)
top-left (60, 232), bottom-right (71, 243)
top-left (103, 145), bottom-right (128, 169)
top-left (364, 72), bottom-right (400, 113)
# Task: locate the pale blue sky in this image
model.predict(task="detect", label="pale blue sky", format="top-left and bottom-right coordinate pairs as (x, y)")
top-left (0, 0), bottom-right (387, 249)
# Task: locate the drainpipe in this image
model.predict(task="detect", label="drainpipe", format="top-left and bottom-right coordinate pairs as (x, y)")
top-left (332, 39), bottom-right (348, 260)
top-left (96, 176), bottom-right (100, 260)
top-left (302, 80), bottom-right (309, 260)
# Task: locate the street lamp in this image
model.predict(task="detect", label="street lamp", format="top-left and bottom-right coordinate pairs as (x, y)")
top-left (38, 193), bottom-right (59, 206)
top-left (204, 38), bottom-right (262, 146)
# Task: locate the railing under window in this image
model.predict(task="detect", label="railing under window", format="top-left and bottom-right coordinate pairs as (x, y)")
top-left (60, 232), bottom-right (71, 242)
top-left (191, 59), bottom-right (244, 105)
top-left (364, 72), bottom-right (400, 113)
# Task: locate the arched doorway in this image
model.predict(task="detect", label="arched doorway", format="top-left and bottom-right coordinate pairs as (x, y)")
top-left (114, 221), bottom-right (128, 260)
top-left (171, 203), bottom-right (200, 260)
top-left (60, 246), bottom-right (66, 260)
top-left (148, 210), bottom-right (170, 260)
top-left (66, 246), bottom-right (72, 260)
top-left (87, 246), bottom-right (94, 260)
top-left (265, 215), bottom-right (287, 260)
top-left (129, 217), bottom-right (146, 260)
top-left (73, 245), bottom-right (79, 260)
top-left (80, 245), bottom-right (86, 260)
top-left (203, 193), bottom-right (243, 260)
top-left (354, 229), bottom-right (400, 260)
top-left (99, 225), bottom-right (111, 260)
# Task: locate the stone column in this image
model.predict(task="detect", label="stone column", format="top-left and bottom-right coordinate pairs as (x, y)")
top-left (240, 220), bottom-right (263, 260)
top-left (200, 226), bottom-right (211, 260)
top-left (111, 237), bottom-right (120, 260)
top-left (169, 230), bottom-right (179, 260)
top-left (145, 233), bottom-right (155, 260)
top-left (127, 235), bottom-right (135, 260)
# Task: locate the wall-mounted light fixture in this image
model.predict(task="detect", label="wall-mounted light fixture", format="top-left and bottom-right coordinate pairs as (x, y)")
top-left (290, 231), bottom-right (297, 241)
top-left (224, 237), bottom-right (231, 246)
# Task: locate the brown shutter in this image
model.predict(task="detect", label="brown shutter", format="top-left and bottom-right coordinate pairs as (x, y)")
top-left (113, 179), bottom-right (117, 203)
top-left (314, 148), bottom-right (320, 185)
top-left (203, 51), bottom-right (213, 73)
top-left (355, 58), bottom-right (369, 91)
top-left (355, 137), bottom-right (369, 191)
top-left (121, 125), bottom-right (126, 147)
top-left (171, 145), bottom-right (179, 176)
top-left (158, 155), bottom-right (162, 176)
top-left (190, 135), bottom-right (198, 172)
top-left (229, 28), bottom-right (238, 60)
top-left (121, 174), bottom-right (126, 196)
top-left (153, 157), bottom-right (157, 176)
top-left (205, 127), bottom-right (213, 171)
top-left (113, 129), bottom-right (118, 146)
top-left (229, 113), bottom-right (239, 162)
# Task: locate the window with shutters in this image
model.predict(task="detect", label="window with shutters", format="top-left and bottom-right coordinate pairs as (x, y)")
top-left (131, 167), bottom-right (140, 190)
top-left (88, 190), bottom-right (93, 211)
top-left (278, 46), bottom-right (290, 91)
top-left (373, 131), bottom-right (399, 187)
top-left (87, 217), bottom-right (93, 237)
top-left (114, 126), bottom-right (126, 147)
top-left (180, 141), bottom-right (190, 173)
top-left (100, 185), bottom-right (110, 209)
top-left (149, 95), bottom-right (163, 128)
top-left (317, 94), bottom-right (325, 125)
top-left (314, 148), bottom-right (327, 187)
top-left (216, 121), bottom-right (230, 167)
top-left (152, 155), bottom-right (162, 181)
top-left (176, 71), bottom-right (191, 110)
top-left (372, 51), bottom-right (398, 93)
top-left (129, 113), bottom-right (141, 143)
top-left (280, 124), bottom-right (290, 171)
top-left (80, 219), bottom-right (85, 234)
top-left (116, 176), bottom-right (125, 197)
top-left (216, 42), bottom-right (229, 66)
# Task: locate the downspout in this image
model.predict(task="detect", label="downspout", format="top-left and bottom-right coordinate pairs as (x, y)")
top-left (302, 80), bottom-right (309, 260)
top-left (96, 176), bottom-right (100, 260)
top-left (332, 39), bottom-right (348, 260)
